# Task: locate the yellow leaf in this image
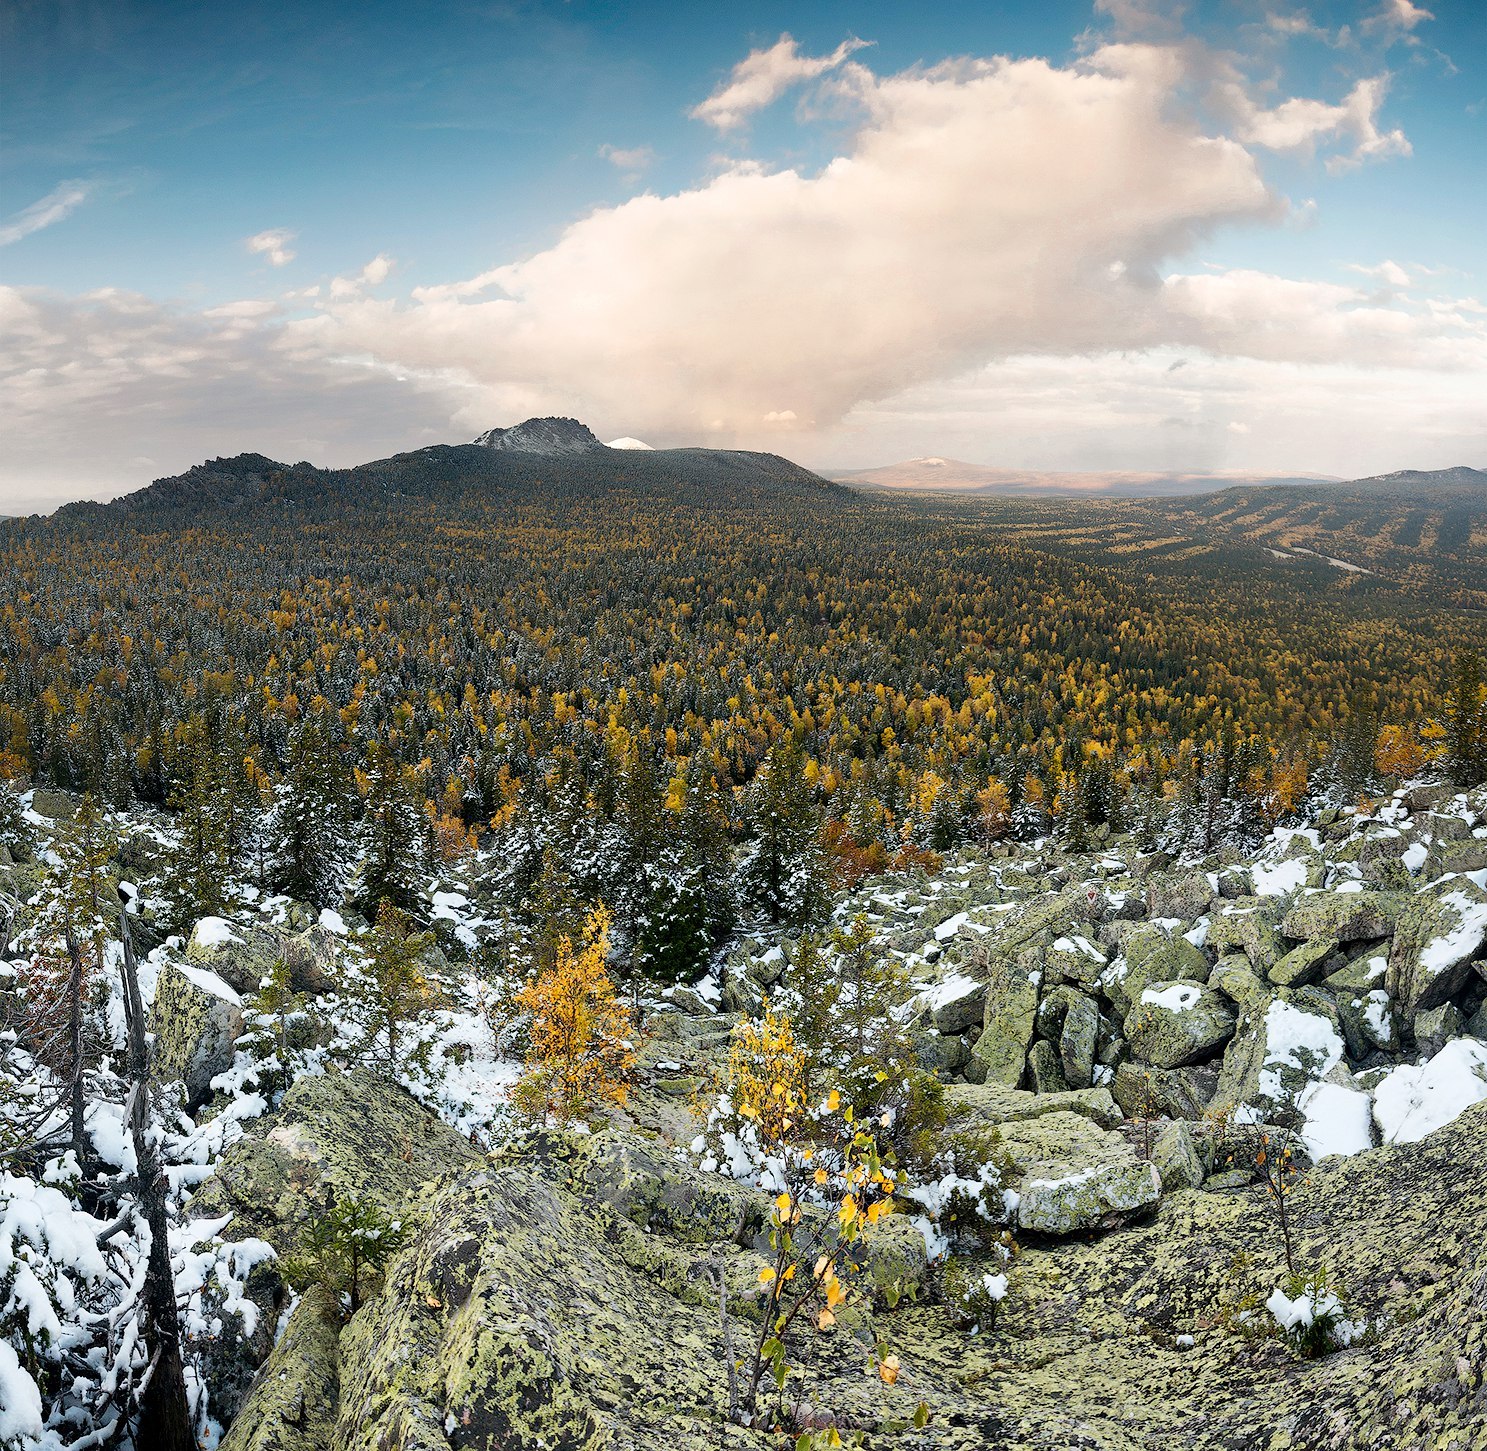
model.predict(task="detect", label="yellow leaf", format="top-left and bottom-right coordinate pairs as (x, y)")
top-left (758, 1267), bottom-right (776, 1285)
top-left (878, 1354), bottom-right (901, 1385)
top-left (817, 1308), bottom-right (836, 1329)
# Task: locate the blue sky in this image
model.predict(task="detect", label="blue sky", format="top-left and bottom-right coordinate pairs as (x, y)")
top-left (2, 0), bottom-right (1483, 507)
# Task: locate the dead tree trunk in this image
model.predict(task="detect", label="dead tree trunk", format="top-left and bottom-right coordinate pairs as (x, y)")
top-left (119, 910), bottom-right (195, 1451)
top-left (64, 920), bottom-right (86, 1163)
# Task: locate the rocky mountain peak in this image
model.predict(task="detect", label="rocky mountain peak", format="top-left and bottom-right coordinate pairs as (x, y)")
top-left (471, 417), bottom-right (604, 455)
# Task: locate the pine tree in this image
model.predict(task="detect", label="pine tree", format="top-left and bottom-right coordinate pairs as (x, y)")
top-left (0, 779), bottom-right (31, 860)
top-left (679, 754), bottom-right (736, 941)
top-left (355, 899), bottom-right (439, 1068)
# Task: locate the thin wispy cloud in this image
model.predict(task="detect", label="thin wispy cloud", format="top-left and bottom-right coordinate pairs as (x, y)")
top-left (599, 143), bottom-right (656, 174)
top-left (691, 34), bottom-right (870, 131)
top-left (0, 179), bottom-right (96, 246)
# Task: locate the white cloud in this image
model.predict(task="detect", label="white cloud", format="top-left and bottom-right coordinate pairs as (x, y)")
top-left (1366, 0), bottom-right (1433, 33)
top-left (246, 229), bottom-right (297, 266)
top-left (330, 254), bottom-right (394, 297)
top-left (299, 42), bottom-right (1472, 448)
top-left (1092, 0), bottom-right (1188, 40)
top-left (0, 180), bottom-right (95, 247)
top-left (599, 143), bottom-right (655, 173)
top-left (1214, 73), bottom-right (1410, 170)
top-left (4, 27), bottom-right (1480, 507)
top-left (0, 285), bottom-right (469, 511)
top-left (807, 349), bottom-right (1485, 479)
top-left (691, 34), bottom-right (869, 131)
top-left (1346, 259), bottom-right (1411, 287)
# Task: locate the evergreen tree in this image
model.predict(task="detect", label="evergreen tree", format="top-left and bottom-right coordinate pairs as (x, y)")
top-left (353, 899), bottom-right (440, 1068)
top-left (679, 753), bottom-right (736, 941)
top-left (267, 715), bottom-right (347, 910)
top-left (738, 734), bottom-right (827, 928)
top-left (0, 779), bottom-right (31, 861)
top-left (1446, 651), bottom-right (1487, 787)
top-left (355, 746), bottom-right (429, 918)
top-left (165, 717), bottom-right (236, 924)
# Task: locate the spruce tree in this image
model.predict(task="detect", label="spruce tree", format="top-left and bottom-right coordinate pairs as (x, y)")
top-left (267, 715), bottom-right (347, 911)
top-left (355, 745), bottom-right (428, 918)
top-left (738, 734), bottom-right (827, 928)
top-left (165, 717), bottom-right (235, 924)
top-left (1446, 651), bottom-right (1487, 787)
top-left (0, 779), bottom-right (31, 860)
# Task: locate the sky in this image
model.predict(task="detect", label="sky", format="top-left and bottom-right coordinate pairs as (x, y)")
top-left (1, 0), bottom-right (1484, 511)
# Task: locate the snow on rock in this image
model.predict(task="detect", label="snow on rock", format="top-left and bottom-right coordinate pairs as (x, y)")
top-left (1373, 1038), bottom-right (1487, 1145)
top-left (190, 915), bottom-right (241, 950)
top-left (173, 961), bottom-right (244, 1007)
top-left (934, 911), bottom-right (971, 942)
top-left (1297, 1080), bottom-right (1374, 1160)
top-left (318, 907), bottom-right (348, 935)
top-left (1140, 983), bottom-right (1200, 1012)
top-left (1252, 857), bottom-right (1309, 897)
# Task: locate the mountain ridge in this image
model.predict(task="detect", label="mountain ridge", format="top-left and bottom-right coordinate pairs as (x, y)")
top-left (56, 419), bottom-right (838, 521)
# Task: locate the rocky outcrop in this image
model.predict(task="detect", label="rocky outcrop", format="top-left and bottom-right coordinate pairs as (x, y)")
top-left (211, 1080), bottom-right (1487, 1450)
top-left (151, 960), bottom-right (246, 1109)
top-left (218, 1287), bottom-right (340, 1451)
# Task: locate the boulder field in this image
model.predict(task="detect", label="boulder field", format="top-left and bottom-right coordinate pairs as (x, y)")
top-left (207, 1067), bottom-right (1485, 1450)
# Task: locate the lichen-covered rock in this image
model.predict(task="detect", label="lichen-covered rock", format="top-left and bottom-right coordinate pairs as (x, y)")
top-left (1058, 991), bottom-right (1100, 1089)
top-left (189, 1068), bottom-right (482, 1251)
top-left (1205, 897), bottom-right (1286, 972)
top-left (1279, 889), bottom-right (1400, 944)
top-left (151, 960), bottom-right (246, 1109)
top-left (1434, 837), bottom-right (1487, 877)
top-left (200, 1059), bottom-right (1487, 1450)
top-left (1335, 986), bottom-right (1396, 1059)
top-left (1026, 1039), bottom-right (1068, 1094)
top-left (946, 1081), bottom-right (1123, 1130)
top-left (1388, 878), bottom-right (1487, 1012)
top-left (998, 1112), bottom-right (1161, 1234)
top-left (186, 918), bottom-right (292, 996)
top-left (1124, 981), bottom-right (1236, 1069)
top-left (1150, 1120), bottom-right (1204, 1192)
top-left (968, 953), bottom-right (1039, 1087)
top-left (576, 1129), bottom-right (763, 1245)
top-left (1043, 933), bottom-right (1107, 990)
top-left (914, 1028), bottom-right (970, 1075)
top-left (1102, 926), bottom-right (1210, 1016)
top-left (332, 1148), bottom-right (959, 1449)
top-left (1207, 953), bottom-right (1269, 1012)
top-left (1144, 869), bottom-right (1213, 923)
top-left (1411, 1001), bottom-right (1464, 1057)
top-left (1211, 996), bottom-right (1345, 1118)
top-left (1265, 935), bottom-right (1338, 987)
top-left (1111, 1061), bottom-right (1217, 1121)
top-left (28, 788), bottom-right (75, 821)
top-left (219, 1286), bottom-right (340, 1451)
top-left (926, 974), bottom-right (987, 1034)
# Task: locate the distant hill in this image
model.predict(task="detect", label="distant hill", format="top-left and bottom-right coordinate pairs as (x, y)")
top-left (63, 420), bottom-right (837, 522)
top-left (830, 457), bottom-right (1339, 497)
top-left (1323, 465), bottom-right (1486, 501)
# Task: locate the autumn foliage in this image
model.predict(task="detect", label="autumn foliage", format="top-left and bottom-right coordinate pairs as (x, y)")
top-left (512, 907), bottom-right (635, 1125)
